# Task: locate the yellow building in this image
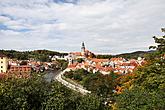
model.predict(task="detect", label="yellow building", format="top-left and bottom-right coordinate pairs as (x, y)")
top-left (0, 54), bottom-right (8, 73)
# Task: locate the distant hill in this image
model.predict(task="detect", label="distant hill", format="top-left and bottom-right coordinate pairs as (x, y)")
top-left (0, 49), bottom-right (154, 60)
top-left (96, 51), bottom-right (155, 59)
top-left (0, 49), bottom-right (68, 61)
top-left (114, 51), bottom-right (155, 59)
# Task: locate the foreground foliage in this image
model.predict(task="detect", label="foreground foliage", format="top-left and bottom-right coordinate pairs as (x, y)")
top-left (0, 73), bottom-right (108, 110)
top-left (115, 28), bottom-right (165, 110)
top-left (115, 59), bottom-right (165, 110)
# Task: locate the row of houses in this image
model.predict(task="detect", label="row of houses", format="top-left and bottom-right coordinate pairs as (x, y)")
top-left (0, 54), bottom-right (59, 74)
top-left (63, 42), bottom-right (146, 75)
top-left (67, 57), bottom-right (145, 75)
top-left (0, 54), bottom-right (31, 78)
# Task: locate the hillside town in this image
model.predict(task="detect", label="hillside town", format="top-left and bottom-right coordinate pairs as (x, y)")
top-left (0, 0), bottom-right (164, 109)
top-left (65, 42), bottom-right (145, 75)
top-left (0, 42), bottom-right (146, 79)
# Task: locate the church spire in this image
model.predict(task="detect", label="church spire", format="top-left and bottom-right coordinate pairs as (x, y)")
top-left (82, 42), bottom-right (85, 49)
top-left (81, 42), bottom-right (85, 56)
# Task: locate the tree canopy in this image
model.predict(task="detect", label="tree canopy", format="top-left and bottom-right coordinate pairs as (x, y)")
top-left (0, 73), bottom-right (108, 110)
top-left (149, 28), bottom-right (165, 53)
top-left (0, 49), bottom-right (67, 61)
top-left (115, 28), bottom-right (165, 110)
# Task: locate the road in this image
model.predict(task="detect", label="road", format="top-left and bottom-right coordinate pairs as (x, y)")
top-left (54, 69), bottom-right (91, 95)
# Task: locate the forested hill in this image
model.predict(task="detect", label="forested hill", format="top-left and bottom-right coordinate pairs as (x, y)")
top-left (0, 49), bottom-right (154, 61)
top-left (114, 50), bottom-right (154, 59)
top-left (0, 50), bottom-right (68, 61)
top-left (96, 51), bottom-right (154, 59)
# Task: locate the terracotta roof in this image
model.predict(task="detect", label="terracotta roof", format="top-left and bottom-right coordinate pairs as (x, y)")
top-left (102, 67), bottom-right (113, 72)
top-left (130, 62), bottom-right (139, 67)
top-left (129, 59), bottom-right (136, 62)
top-left (84, 62), bottom-right (89, 66)
top-left (68, 63), bottom-right (78, 68)
top-left (110, 58), bottom-right (123, 61)
top-left (10, 65), bottom-right (31, 68)
top-left (0, 73), bottom-right (5, 78)
top-left (94, 64), bottom-right (113, 72)
top-left (90, 58), bottom-right (109, 63)
top-left (95, 64), bottom-right (103, 68)
top-left (121, 62), bottom-right (131, 66)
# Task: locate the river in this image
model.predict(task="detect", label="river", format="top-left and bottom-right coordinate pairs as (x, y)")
top-left (44, 69), bottom-right (61, 82)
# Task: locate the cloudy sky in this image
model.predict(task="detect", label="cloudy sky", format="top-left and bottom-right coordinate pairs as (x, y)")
top-left (0, 0), bottom-right (164, 54)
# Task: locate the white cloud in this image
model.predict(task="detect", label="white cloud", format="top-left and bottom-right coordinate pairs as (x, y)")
top-left (0, 0), bottom-right (165, 54)
top-left (0, 16), bottom-right (11, 23)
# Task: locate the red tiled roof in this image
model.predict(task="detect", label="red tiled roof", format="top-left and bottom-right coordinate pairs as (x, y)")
top-left (90, 58), bottom-right (109, 63)
top-left (10, 65), bottom-right (31, 68)
top-left (121, 62), bottom-right (130, 66)
top-left (84, 62), bottom-right (89, 66)
top-left (68, 63), bottom-right (78, 68)
top-left (102, 67), bottom-right (113, 72)
top-left (110, 58), bottom-right (123, 61)
top-left (0, 73), bottom-right (5, 79)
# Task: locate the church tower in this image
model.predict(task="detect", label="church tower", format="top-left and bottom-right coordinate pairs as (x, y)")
top-left (81, 42), bottom-right (85, 56)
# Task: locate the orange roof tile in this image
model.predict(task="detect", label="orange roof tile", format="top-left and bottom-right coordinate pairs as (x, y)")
top-left (90, 58), bottom-right (109, 63)
top-left (110, 57), bottom-right (123, 61)
top-left (68, 63), bottom-right (78, 68)
top-left (0, 73), bottom-right (6, 79)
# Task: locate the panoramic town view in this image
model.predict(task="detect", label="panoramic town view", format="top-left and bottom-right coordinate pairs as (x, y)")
top-left (0, 0), bottom-right (165, 110)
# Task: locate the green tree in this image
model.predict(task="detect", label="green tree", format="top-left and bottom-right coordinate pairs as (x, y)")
top-left (0, 73), bottom-right (108, 110)
top-left (115, 86), bottom-right (165, 110)
top-left (0, 73), bottom-right (47, 110)
top-left (83, 73), bottom-right (115, 98)
top-left (57, 59), bottom-right (68, 70)
top-left (149, 28), bottom-right (165, 53)
top-left (115, 28), bottom-right (165, 110)
top-left (77, 58), bottom-right (84, 63)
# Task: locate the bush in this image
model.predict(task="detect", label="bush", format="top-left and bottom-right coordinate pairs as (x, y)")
top-left (73, 73), bottom-right (82, 81)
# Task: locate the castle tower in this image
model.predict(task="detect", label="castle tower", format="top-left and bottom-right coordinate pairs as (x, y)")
top-left (81, 42), bottom-right (85, 56)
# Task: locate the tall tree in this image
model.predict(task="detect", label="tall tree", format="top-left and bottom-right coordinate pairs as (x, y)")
top-left (115, 28), bottom-right (165, 110)
top-left (149, 28), bottom-right (165, 53)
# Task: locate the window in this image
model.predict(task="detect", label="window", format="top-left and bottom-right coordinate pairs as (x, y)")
top-left (1, 70), bottom-right (3, 73)
top-left (1, 61), bottom-right (3, 63)
top-left (1, 66), bottom-right (3, 68)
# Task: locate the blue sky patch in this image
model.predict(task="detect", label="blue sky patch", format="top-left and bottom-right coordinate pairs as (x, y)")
top-left (0, 24), bottom-right (9, 30)
top-left (0, 24), bottom-right (32, 32)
